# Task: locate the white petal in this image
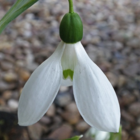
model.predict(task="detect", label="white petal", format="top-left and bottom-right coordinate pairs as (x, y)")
top-left (61, 77), bottom-right (73, 86)
top-left (95, 131), bottom-right (110, 140)
top-left (60, 43), bottom-right (78, 87)
top-left (18, 41), bottom-right (65, 126)
top-left (73, 42), bottom-right (120, 132)
top-left (61, 43), bottom-right (77, 71)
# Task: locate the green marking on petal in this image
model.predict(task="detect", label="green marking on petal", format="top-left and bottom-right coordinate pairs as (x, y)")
top-left (63, 69), bottom-right (74, 80)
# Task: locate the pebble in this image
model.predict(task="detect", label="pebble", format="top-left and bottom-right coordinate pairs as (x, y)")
top-left (91, 36), bottom-right (100, 44)
top-left (60, 86), bottom-right (69, 92)
top-left (76, 121), bottom-right (90, 132)
top-left (61, 102), bottom-right (80, 125)
top-left (127, 38), bottom-right (140, 48)
top-left (0, 81), bottom-right (10, 92)
top-left (55, 92), bottom-right (72, 107)
top-left (121, 93), bottom-right (136, 106)
top-left (114, 41), bottom-right (123, 50)
top-left (3, 72), bottom-right (17, 82)
top-left (46, 104), bottom-right (56, 117)
top-left (54, 116), bottom-right (62, 125)
top-left (122, 130), bottom-right (129, 140)
top-left (98, 61), bottom-right (112, 72)
top-left (48, 124), bottom-right (72, 140)
top-left (8, 99), bottom-right (18, 110)
top-left (129, 102), bottom-right (140, 117)
top-left (123, 63), bottom-right (140, 77)
top-left (28, 123), bottom-right (47, 140)
top-left (0, 98), bottom-right (6, 106)
top-left (0, 42), bottom-right (13, 51)
top-left (117, 75), bottom-right (127, 87)
top-left (122, 110), bottom-right (135, 122)
top-left (133, 127), bottom-right (140, 139)
top-left (106, 72), bottom-right (118, 87)
top-left (2, 91), bottom-right (12, 100)
top-left (40, 116), bottom-right (51, 125)
top-left (0, 61), bottom-right (13, 71)
top-left (19, 69), bottom-right (30, 81)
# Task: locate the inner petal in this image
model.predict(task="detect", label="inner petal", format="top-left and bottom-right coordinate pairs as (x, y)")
top-left (61, 43), bottom-right (77, 81)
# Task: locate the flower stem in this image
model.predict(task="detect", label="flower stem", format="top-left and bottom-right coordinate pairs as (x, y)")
top-left (68, 0), bottom-right (74, 13)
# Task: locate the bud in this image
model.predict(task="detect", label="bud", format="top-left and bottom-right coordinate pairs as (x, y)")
top-left (60, 12), bottom-right (83, 43)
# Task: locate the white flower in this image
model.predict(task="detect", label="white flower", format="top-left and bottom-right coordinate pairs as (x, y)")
top-left (18, 41), bottom-right (120, 132)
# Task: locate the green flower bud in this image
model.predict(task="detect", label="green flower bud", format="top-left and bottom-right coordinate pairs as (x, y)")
top-left (59, 1), bottom-right (83, 43)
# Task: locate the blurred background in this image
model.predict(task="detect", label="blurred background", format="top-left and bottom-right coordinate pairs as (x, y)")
top-left (0, 0), bottom-right (140, 139)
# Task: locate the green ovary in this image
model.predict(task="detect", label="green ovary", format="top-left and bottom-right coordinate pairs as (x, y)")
top-left (63, 69), bottom-right (74, 80)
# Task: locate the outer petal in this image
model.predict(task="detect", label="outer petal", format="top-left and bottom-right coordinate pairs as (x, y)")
top-left (18, 41), bottom-right (65, 126)
top-left (73, 42), bottom-right (120, 132)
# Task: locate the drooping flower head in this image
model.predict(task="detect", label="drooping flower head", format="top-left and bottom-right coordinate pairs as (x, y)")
top-left (18, 0), bottom-right (120, 132)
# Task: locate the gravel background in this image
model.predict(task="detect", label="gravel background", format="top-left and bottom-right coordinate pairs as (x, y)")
top-left (0, 0), bottom-right (140, 140)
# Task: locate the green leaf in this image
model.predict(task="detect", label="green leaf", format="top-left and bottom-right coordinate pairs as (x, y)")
top-left (64, 135), bottom-right (83, 140)
top-left (0, 0), bottom-right (38, 34)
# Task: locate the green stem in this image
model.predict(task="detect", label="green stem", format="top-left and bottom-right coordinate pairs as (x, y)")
top-left (68, 0), bottom-right (74, 13)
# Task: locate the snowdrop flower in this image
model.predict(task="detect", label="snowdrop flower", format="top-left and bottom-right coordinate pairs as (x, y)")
top-left (18, 0), bottom-right (120, 132)
top-left (86, 128), bottom-right (110, 140)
